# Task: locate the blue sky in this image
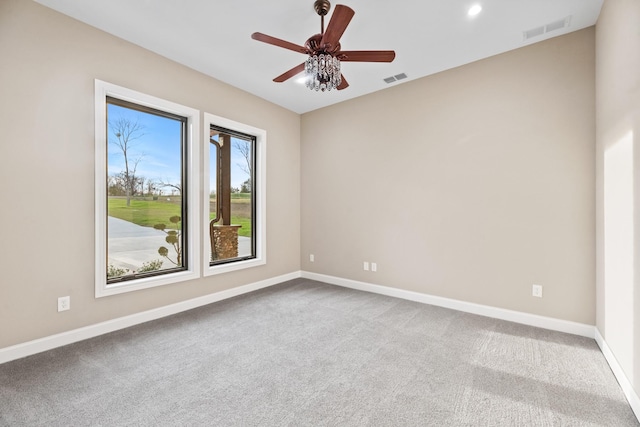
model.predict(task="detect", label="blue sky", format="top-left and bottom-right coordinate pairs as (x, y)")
top-left (107, 103), bottom-right (250, 192)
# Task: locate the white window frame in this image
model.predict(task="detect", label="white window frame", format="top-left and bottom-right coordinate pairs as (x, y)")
top-left (95, 80), bottom-right (201, 297)
top-left (203, 112), bottom-right (266, 276)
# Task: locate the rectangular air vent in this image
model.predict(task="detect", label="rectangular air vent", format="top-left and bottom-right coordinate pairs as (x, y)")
top-left (545, 18), bottom-right (567, 32)
top-left (524, 26), bottom-right (544, 40)
top-left (384, 73), bottom-right (408, 84)
top-left (523, 16), bottom-right (571, 41)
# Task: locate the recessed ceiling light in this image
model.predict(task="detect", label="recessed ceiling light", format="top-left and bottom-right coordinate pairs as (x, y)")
top-left (468, 4), bottom-right (482, 16)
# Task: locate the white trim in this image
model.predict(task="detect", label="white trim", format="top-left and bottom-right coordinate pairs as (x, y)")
top-left (595, 329), bottom-right (640, 422)
top-left (0, 271), bottom-right (301, 365)
top-left (1, 270), bottom-right (598, 362)
top-left (5, 269), bottom-right (638, 425)
top-left (301, 271), bottom-right (596, 338)
top-left (202, 112), bottom-right (267, 276)
top-left (94, 79), bottom-right (201, 297)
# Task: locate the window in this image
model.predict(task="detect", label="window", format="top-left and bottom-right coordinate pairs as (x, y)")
top-left (95, 80), bottom-right (200, 297)
top-left (209, 126), bottom-right (256, 263)
top-left (203, 113), bottom-right (266, 276)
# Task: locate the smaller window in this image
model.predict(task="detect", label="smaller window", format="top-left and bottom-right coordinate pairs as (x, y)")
top-left (203, 113), bottom-right (266, 276)
top-left (209, 126), bottom-right (256, 265)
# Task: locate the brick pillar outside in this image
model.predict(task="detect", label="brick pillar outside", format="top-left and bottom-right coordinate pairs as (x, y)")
top-left (211, 224), bottom-right (242, 261)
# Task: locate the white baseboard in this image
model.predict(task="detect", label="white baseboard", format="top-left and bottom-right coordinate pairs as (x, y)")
top-left (3, 270), bottom-right (638, 423)
top-left (0, 270), bottom-right (595, 361)
top-left (0, 271), bottom-right (302, 365)
top-left (301, 271), bottom-right (595, 338)
top-left (595, 329), bottom-right (640, 422)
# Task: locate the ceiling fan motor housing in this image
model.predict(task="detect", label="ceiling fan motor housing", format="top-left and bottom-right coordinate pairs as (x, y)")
top-left (305, 34), bottom-right (341, 55)
top-left (314, 0), bottom-right (331, 16)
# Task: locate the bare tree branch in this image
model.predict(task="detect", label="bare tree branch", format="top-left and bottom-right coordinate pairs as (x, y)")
top-left (109, 117), bottom-right (146, 206)
top-left (233, 140), bottom-right (252, 178)
top-left (158, 178), bottom-right (182, 196)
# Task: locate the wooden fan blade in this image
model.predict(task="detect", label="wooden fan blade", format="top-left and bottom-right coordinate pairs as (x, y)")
top-left (338, 50), bottom-right (396, 62)
top-left (273, 63), bottom-right (306, 83)
top-left (251, 32), bottom-right (307, 54)
top-left (321, 5), bottom-right (355, 50)
top-left (337, 74), bottom-right (349, 90)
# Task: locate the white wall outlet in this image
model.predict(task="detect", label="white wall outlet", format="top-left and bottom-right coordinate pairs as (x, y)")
top-left (532, 284), bottom-right (543, 298)
top-left (310, 254), bottom-right (315, 262)
top-left (58, 296), bottom-right (70, 312)
top-left (371, 263), bottom-right (377, 272)
top-left (363, 261), bottom-right (369, 271)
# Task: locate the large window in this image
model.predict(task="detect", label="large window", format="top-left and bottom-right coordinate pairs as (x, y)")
top-left (106, 98), bottom-right (187, 279)
top-left (95, 80), bottom-right (200, 297)
top-left (203, 113), bottom-right (266, 276)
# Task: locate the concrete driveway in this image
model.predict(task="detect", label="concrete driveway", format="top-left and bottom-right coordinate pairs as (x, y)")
top-left (108, 217), bottom-right (251, 272)
top-left (108, 216), bottom-right (169, 271)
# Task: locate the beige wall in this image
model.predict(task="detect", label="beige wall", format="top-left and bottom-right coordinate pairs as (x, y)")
top-left (0, 0), bottom-right (300, 348)
top-left (2, 0), bottom-right (636, 411)
top-left (0, 0), bottom-right (601, 354)
top-left (596, 0), bottom-right (640, 398)
top-left (301, 28), bottom-right (596, 324)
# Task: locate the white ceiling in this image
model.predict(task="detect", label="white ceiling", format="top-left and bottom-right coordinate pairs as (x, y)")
top-left (34, 0), bottom-right (603, 114)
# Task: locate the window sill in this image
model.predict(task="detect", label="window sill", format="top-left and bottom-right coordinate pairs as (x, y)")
top-left (96, 269), bottom-right (200, 298)
top-left (204, 256), bottom-right (266, 277)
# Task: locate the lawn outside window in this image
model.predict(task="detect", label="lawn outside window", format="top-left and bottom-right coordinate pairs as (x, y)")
top-left (95, 80), bottom-right (200, 297)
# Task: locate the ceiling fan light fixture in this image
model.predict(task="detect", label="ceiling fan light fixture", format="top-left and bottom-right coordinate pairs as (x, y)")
top-left (252, 2), bottom-right (394, 92)
top-left (305, 53), bottom-right (341, 91)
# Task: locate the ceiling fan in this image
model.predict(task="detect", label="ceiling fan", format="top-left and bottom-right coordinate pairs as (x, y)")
top-left (251, 0), bottom-right (396, 92)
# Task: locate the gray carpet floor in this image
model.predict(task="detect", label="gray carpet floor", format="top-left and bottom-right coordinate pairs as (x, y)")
top-left (0, 278), bottom-right (638, 426)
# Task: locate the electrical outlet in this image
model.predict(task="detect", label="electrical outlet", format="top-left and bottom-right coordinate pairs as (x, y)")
top-left (532, 284), bottom-right (543, 298)
top-left (310, 254), bottom-right (315, 262)
top-left (363, 261), bottom-right (369, 271)
top-left (371, 263), bottom-right (377, 272)
top-left (58, 296), bottom-right (70, 312)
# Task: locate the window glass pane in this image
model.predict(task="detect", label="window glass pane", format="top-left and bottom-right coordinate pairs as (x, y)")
top-left (232, 137), bottom-right (253, 258)
top-left (209, 128), bottom-right (255, 264)
top-left (106, 99), bottom-right (186, 282)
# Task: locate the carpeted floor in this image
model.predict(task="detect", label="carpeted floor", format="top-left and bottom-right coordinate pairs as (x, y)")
top-left (0, 279), bottom-right (638, 426)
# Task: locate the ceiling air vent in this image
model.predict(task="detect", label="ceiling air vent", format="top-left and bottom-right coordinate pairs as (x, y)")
top-left (523, 16), bottom-right (572, 41)
top-left (384, 73), bottom-right (408, 84)
top-left (524, 26), bottom-right (544, 40)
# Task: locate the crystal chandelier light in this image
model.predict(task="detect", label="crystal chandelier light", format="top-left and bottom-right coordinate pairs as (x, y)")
top-left (305, 53), bottom-right (341, 91)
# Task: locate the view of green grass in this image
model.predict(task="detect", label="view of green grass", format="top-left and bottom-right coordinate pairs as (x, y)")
top-left (108, 198), bottom-right (181, 227)
top-left (108, 197), bottom-right (252, 237)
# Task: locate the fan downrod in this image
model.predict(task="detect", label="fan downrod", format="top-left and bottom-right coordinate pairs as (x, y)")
top-left (313, 0), bottom-right (331, 16)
